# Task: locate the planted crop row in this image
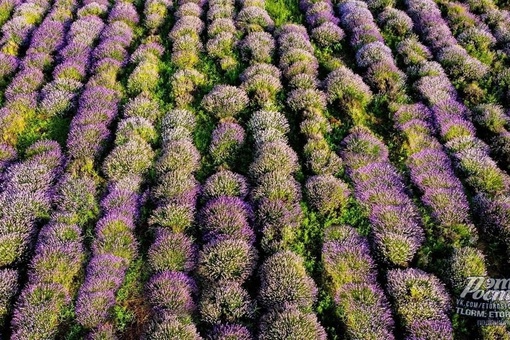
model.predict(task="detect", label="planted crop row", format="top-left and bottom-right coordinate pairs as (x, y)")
top-left (0, 0), bottom-right (76, 146)
top-left (143, 0), bottom-right (204, 336)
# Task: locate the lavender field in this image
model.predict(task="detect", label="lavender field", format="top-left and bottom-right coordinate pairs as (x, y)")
top-left (1, 0), bottom-right (510, 337)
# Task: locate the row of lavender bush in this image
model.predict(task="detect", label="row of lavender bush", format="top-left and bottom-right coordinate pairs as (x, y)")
top-left (4, 0), bottom-right (115, 336)
top-left (143, 0), bottom-right (204, 336)
top-left (0, 0), bottom-right (73, 145)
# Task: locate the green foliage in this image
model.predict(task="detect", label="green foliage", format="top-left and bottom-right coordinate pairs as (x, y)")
top-left (16, 114), bottom-right (70, 155)
top-left (265, 0), bottom-right (303, 27)
top-left (114, 258), bottom-right (148, 333)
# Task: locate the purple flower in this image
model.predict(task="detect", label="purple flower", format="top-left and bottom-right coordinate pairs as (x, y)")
top-left (305, 2), bottom-right (339, 27)
top-left (169, 16), bottom-right (204, 41)
top-left (92, 212), bottom-right (138, 261)
top-left (202, 170), bottom-right (249, 200)
top-left (334, 283), bottom-right (395, 339)
top-left (279, 30), bottom-right (314, 54)
top-left (209, 122), bottom-right (245, 165)
top-left (407, 318), bottom-right (454, 340)
top-left (199, 282), bottom-right (255, 324)
top-left (108, 2), bottom-right (139, 25)
top-left (324, 66), bottom-right (373, 109)
top-left (148, 228), bottom-right (197, 273)
top-left (197, 238), bottom-right (257, 283)
top-left (259, 305), bottom-right (326, 340)
top-left (236, 6), bottom-right (274, 33)
top-left (277, 23), bottom-right (309, 38)
top-left (210, 324), bottom-right (253, 340)
top-left (208, 19), bottom-right (236, 38)
top-left (30, 19), bottom-right (65, 52)
top-left (241, 72), bottom-right (282, 106)
top-left (200, 196), bottom-right (253, 243)
top-left (101, 186), bottom-right (140, 219)
top-left (250, 140), bottom-right (299, 177)
top-left (0, 53), bottom-right (19, 78)
top-left (355, 41), bottom-right (393, 68)
top-left (147, 314), bottom-right (201, 339)
top-left (102, 139), bottom-right (155, 182)
top-left (305, 175), bottom-right (350, 216)
top-left (0, 143), bottom-right (16, 171)
top-left (131, 42), bottom-right (165, 64)
top-left (340, 126), bottom-right (389, 170)
top-left (378, 8), bottom-right (413, 35)
top-left (447, 247), bottom-right (486, 293)
top-left (201, 85), bottom-right (249, 119)
top-left (76, 290), bottom-right (116, 329)
top-left (256, 198), bottom-right (302, 253)
top-left (311, 22), bottom-right (345, 47)
top-left (0, 268), bottom-right (18, 324)
top-left (287, 89), bottom-right (326, 113)
top-left (69, 17), bottom-right (105, 45)
top-left (240, 63), bottom-right (281, 81)
top-left (124, 94), bottom-right (162, 123)
top-left (175, 3), bottom-right (202, 19)
top-left (101, 21), bottom-right (134, 47)
top-left (157, 140), bottom-right (200, 176)
top-left (258, 250), bottom-right (317, 310)
top-left (11, 283), bottom-right (69, 339)
top-left (322, 232), bottom-right (377, 288)
top-left (147, 271), bottom-right (197, 315)
top-left (81, 255), bottom-right (128, 293)
top-left (115, 116), bottom-right (157, 145)
top-left (4, 67), bottom-right (44, 102)
top-left (386, 268), bottom-right (452, 328)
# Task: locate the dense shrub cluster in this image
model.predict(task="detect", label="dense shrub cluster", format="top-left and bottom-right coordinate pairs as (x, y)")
top-left (322, 225), bottom-right (395, 339)
top-left (278, 24), bottom-right (348, 217)
top-left (0, 141), bottom-right (62, 329)
top-left (462, 0), bottom-right (510, 57)
top-left (324, 65), bottom-right (373, 125)
top-left (340, 127), bottom-right (424, 267)
top-left (0, 0), bottom-right (507, 338)
top-left (395, 104), bottom-right (478, 244)
top-left (345, 0), bottom-right (485, 293)
top-left (256, 250), bottom-right (325, 340)
top-left (248, 110), bottom-right (302, 252)
top-left (0, 0), bottom-right (19, 27)
top-left (439, 2), bottom-right (496, 64)
top-left (2, 0), bottom-right (129, 336)
top-left (144, 0), bottom-right (172, 32)
top-left (247, 101), bottom-right (325, 339)
top-left (405, 0), bottom-right (488, 86)
top-left (202, 85), bottom-right (249, 165)
top-left (237, 0), bottom-right (281, 109)
top-left (300, 0), bottom-right (344, 47)
top-left (196, 8), bottom-right (261, 332)
top-left (76, 39), bottom-right (158, 337)
top-left (386, 268), bottom-right (453, 339)
top-left (0, 0), bottom-right (77, 145)
top-left (66, 0), bottom-right (138, 174)
top-left (236, 0), bottom-right (274, 34)
top-left (10, 174), bottom-right (98, 339)
top-left (341, 0), bottom-right (490, 298)
top-left (338, 1), bottom-right (407, 101)
top-left (168, 0), bottom-right (205, 107)
top-left (36, 0), bottom-right (110, 121)
top-left (472, 104), bottom-right (510, 167)
top-left (394, 20), bottom-right (510, 253)
top-left (206, 0), bottom-right (238, 70)
top-left (352, 2), bottom-right (504, 336)
top-left (197, 171), bottom-right (256, 333)
top-left (146, 106), bottom-right (202, 337)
